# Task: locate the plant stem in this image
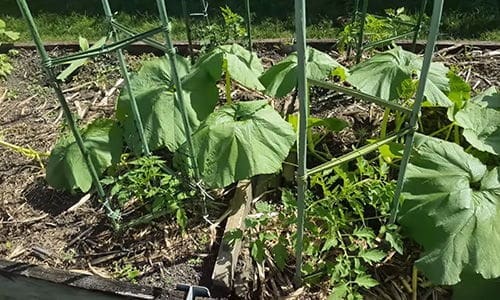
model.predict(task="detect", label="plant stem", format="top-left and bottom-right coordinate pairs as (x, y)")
top-left (380, 108), bottom-right (391, 139)
top-left (429, 122), bottom-right (454, 137)
top-left (444, 123), bottom-right (454, 141)
top-left (453, 124), bottom-right (460, 144)
top-left (417, 116), bottom-right (425, 133)
top-left (223, 58), bottom-right (232, 104)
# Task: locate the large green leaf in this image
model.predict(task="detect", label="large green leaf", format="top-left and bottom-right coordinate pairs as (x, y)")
top-left (472, 86), bottom-right (500, 110)
top-left (455, 102), bottom-right (500, 155)
top-left (117, 55), bottom-right (207, 154)
top-left (178, 100), bottom-right (296, 188)
top-left (260, 47), bottom-right (346, 98)
top-left (453, 272), bottom-right (500, 300)
top-left (46, 119), bottom-right (123, 193)
top-left (399, 134), bottom-right (500, 285)
top-left (348, 46), bottom-right (452, 107)
top-left (183, 43), bottom-right (264, 91)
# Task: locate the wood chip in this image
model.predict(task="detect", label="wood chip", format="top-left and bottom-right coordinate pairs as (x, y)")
top-left (98, 78), bottom-right (124, 106)
top-left (279, 287), bottom-right (305, 300)
top-left (7, 245), bottom-right (26, 260)
top-left (87, 263), bottom-right (112, 278)
top-left (65, 193), bottom-right (92, 213)
top-left (0, 213), bottom-right (48, 224)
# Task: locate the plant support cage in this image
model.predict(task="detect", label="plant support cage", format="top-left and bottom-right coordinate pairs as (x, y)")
top-left (17, 0), bottom-right (445, 288)
top-left (293, 0), bottom-right (444, 284)
top-left (350, 0), bottom-right (429, 62)
top-left (15, 0), bottom-right (200, 218)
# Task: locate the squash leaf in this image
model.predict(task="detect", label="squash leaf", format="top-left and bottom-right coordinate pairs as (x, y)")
top-left (453, 272), bottom-right (500, 300)
top-left (117, 55), bottom-right (211, 154)
top-left (183, 43), bottom-right (264, 91)
top-left (178, 100), bottom-right (296, 188)
top-left (260, 47), bottom-right (347, 98)
top-left (46, 119), bottom-right (123, 193)
top-left (455, 102), bottom-right (500, 155)
top-left (348, 46), bottom-right (452, 107)
top-left (471, 86), bottom-right (500, 110)
top-left (399, 134), bottom-right (500, 285)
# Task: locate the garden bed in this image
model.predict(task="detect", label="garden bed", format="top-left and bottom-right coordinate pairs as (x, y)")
top-left (0, 42), bottom-right (499, 299)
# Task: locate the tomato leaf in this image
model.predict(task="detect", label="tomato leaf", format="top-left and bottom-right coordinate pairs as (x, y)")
top-left (354, 275), bottom-right (379, 288)
top-left (359, 250), bottom-right (386, 263)
top-left (272, 242), bottom-right (288, 271)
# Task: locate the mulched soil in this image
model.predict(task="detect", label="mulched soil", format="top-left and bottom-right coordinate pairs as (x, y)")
top-left (0, 49), bottom-right (217, 293)
top-left (0, 43), bottom-right (499, 299)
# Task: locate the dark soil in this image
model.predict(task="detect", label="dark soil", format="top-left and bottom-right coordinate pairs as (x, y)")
top-left (0, 49), bottom-right (218, 295)
top-left (0, 44), bottom-right (498, 299)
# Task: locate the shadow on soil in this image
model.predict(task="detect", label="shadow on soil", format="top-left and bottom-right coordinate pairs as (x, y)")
top-left (23, 178), bottom-right (81, 216)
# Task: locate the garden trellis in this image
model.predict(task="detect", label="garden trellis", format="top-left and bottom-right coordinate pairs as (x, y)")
top-left (180, 0), bottom-right (210, 58)
top-left (350, 0), bottom-right (429, 62)
top-left (293, 0), bottom-right (444, 284)
top-left (16, 0), bottom-right (200, 217)
top-left (16, 0), bottom-right (446, 288)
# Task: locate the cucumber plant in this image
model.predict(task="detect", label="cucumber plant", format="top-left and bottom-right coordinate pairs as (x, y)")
top-left (46, 44), bottom-right (295, 192)
top-left (41, 37), bottom-right (500, 296)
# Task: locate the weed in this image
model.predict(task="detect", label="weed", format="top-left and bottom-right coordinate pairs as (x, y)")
top-left (62, 249), bottom-right (77, 264)
top-left (113, 262), bottom-right (141, 283)
top-left (187, 257), bottom-right (203, 267)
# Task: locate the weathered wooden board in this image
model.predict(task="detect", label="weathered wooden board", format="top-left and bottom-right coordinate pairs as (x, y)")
top-left (211, 180), bottom-right (253, 292)
top-left (0, 260), bottom-right (184, 299)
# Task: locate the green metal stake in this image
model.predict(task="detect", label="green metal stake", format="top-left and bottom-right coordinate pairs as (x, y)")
top-left (389, 0), bottom-right (444, 224)
top-left (156, 0), bottom-right (200, 179)
top-left (346, 0), bottom-right (360, 60)
top-left (101, 0), bottom-right (151, 156)
top-left (16, 0), bottom-right (106, 199)
top-left (200, 0), bottom-right (210, 26)
top-left (181, 0), bottom-right (194, 60)
top-left (355, 0), bottom-right (369, 63)
top-left (244, 0), bottom-right (253, 51)
top-left (412, 0), bottom-right (429, 52)
top-left (294, 0), bottom-right (308, 287)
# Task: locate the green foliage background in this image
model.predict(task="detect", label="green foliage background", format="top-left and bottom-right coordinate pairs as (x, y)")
top-left (1, 0), bottom-right (498, 19)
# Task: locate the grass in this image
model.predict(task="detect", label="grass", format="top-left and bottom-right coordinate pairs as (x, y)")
top-left (1, 9), bottom-right (499, 44)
